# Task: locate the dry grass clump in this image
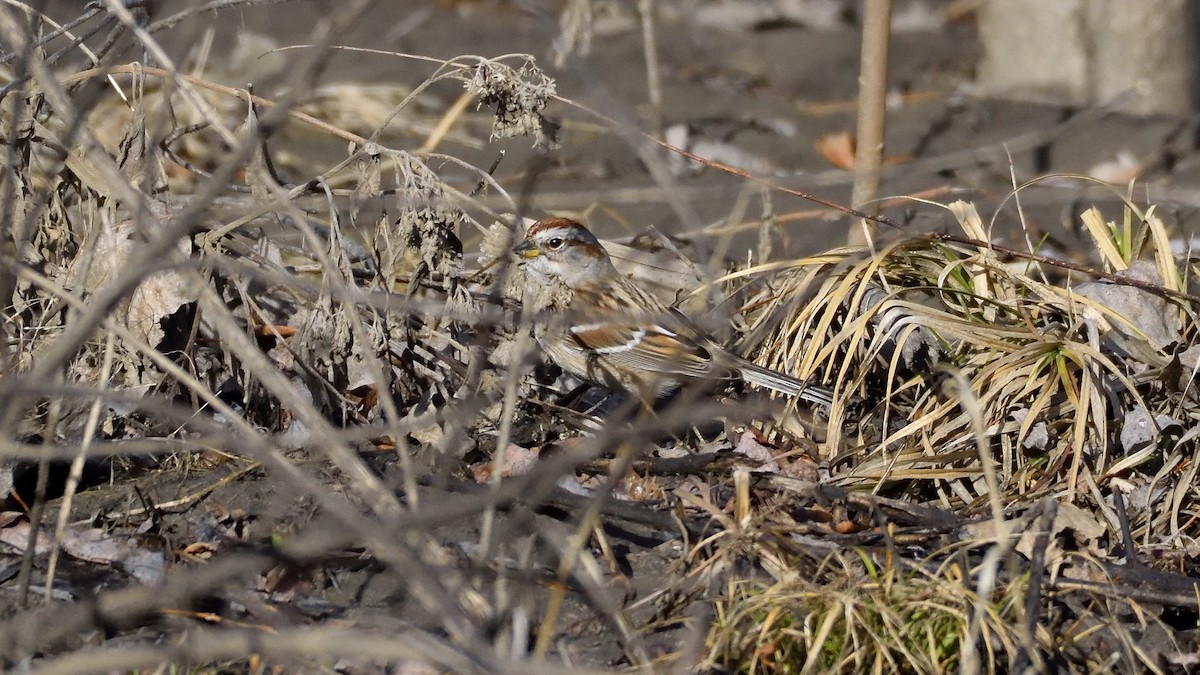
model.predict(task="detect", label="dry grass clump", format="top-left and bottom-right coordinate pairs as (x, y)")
top-left (693, 195), bottom-right (1200, 671)
top-left (708, 558), bottom-right (1026, 673)
top-left (744, 198), bottom-right (1197, 517)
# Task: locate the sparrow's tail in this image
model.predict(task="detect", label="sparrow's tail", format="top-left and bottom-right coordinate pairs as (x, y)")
top-left (737, 361), bottom-right (837, 409)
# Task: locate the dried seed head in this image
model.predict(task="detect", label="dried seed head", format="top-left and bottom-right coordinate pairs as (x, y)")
top-left (465, 57), bottom-right (559, 147)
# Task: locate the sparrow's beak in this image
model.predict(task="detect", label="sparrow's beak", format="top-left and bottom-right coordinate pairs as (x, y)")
top-left (512, 239), bottom-right (539, 259)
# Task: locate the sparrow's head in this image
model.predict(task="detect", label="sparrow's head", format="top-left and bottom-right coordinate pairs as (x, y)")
top-left (513, 218), bottom-right (616, 289)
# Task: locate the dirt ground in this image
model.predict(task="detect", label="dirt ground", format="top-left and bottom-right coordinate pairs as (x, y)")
top-left (3, 0), bottom-right (1200, 672)
top-left (65, 0), bottom-right (1198, 245)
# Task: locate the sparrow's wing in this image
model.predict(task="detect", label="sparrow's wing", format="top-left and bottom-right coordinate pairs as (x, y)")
top-left (567, 320), bottom-right (720, 379)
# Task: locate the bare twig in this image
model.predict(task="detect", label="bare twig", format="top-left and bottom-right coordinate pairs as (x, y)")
top-left (849, 0), bottom-right (892, 246)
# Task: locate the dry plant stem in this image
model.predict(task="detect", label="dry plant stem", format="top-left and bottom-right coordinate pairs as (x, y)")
top-left (0, 1), bottom-right (124, 99)
top-left (964, 542), bottom-right (1013, 675)
top-left (476, 330), bottom-right (533, 561)
top-left (13, 268), bottom-right (496, 659)
top-left (926, 230), bottom-right (1200, 305)
top-left (0, 8), bottom-right (145, 210)
top-left (547, 85), bottom-right (704, 235)
top-left (733, 469), bottom-right (750, 526)
top-left (16, 375), bottom-right (61, 608)
top-left (196, 284), bottom-right (501, 648)
top-left (849, 0), bottom-right (892, 247)
top-left (553, 93), bottom-right (903, 229)
top-left (261, 46), bottom-right (543, 156)
top-left (0, 3), bottom-right (100, 65)
top-left (44, 330), bottom-right (116, 601)
top-left (951, 371), bottom-right (1007, 675)
top-left (25, 625), bottom-right (603, 675)
top-left (0, 550), bottom-right (278, 665)
top-left (195, 281), bottom-right (399, 515)
top-left (553, 84), bottom-right (1128, 229)
top-left (4, 357), bottom-right (494, 662)
top-left (3, 0), bottom-right (368, 393)
top-left (1018, 500), bottom-right (1055, 672)
top-left (533, 437), bottom-right (643, 660)
top-left (12, 268), bottom-right (386, 518)
top-left (100, 0), bottom-right (239, 147)
top-left (23, 269), bottom-right (437, 480)
top-left (946, 371), bottom-right (1003, 522)
top-left (538, 114), bottom-right (1110, 209)
top-left (94, 461), bottom-right (263, 522)
top-left (0, 383), bottom-right (743, 663)
top-left (637, 0), bottom-right (663, 140)
top-left (419, 89), bottom-right (474, 153)
top-left (282, 176), bottom-right (414, 512)
top-left (145, 0), bottom-right (301, 34)
top-left (0, 434), bottom-right (214, 462)
top-left (61, 64), bottom-right (369, 146)
top-left (206, 248), bottom-right (510, 328)
top-left (535, 520), bottom-right (651, 667)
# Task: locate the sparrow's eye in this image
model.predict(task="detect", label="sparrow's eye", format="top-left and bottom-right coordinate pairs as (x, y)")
top-left (546, 237), bottom-right (566, 250)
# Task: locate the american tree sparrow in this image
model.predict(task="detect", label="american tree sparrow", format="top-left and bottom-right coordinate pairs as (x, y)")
top-left (513, 218), bottom-right (835, 408)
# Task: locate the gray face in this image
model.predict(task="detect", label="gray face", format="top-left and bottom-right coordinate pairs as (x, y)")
top-left (516, 223), bottom-right (618, 291)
